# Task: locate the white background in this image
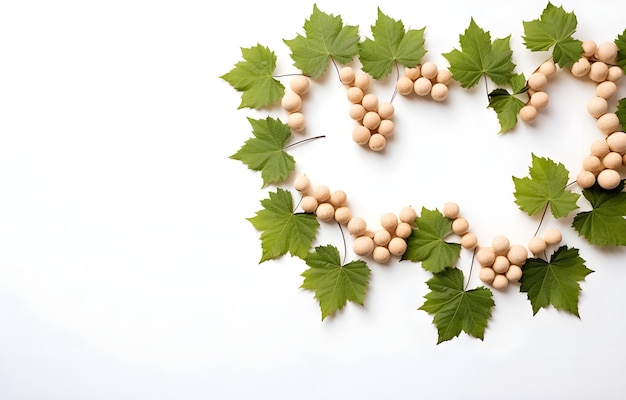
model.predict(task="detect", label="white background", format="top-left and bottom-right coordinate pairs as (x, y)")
top-left (1, 0), bottom-right (625, 399)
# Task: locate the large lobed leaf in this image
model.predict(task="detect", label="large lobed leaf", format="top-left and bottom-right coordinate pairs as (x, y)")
top-left (513, 154), bottom-right (580, 218)
top-left (283, 5), bottom-right (360, 79)
top-left (247, 188), bottom-right (319, 262)
top-left (519, 246), bottom-right (593, 317)
top-left (402, 207), bottom-right (461, 273)
top-left (522, 2), bottom-right (583, 68)
top-left (443, 18), bottom-right (516, 89)
top-left (359, 8), bottom-right (426, 80)
top-left (230, 117), bottom-right (295, 187)
top-left (419, 268), bottom-right (495, 344)
top-left (220, 44), bottom-right (285, 109)
top-left (301, 245), bottom-right (371, 320)
top-left (572, 180), bottom-right (626, 247)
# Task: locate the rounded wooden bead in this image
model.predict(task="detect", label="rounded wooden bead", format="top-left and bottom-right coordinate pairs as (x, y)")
top-left (589, 61), bottom-right (609, 83)
top-left (414, 77), bottom-right (432, 96)
top-left (596, 81), bottom-right (617, 99)
top-left (353, 235), bottom-right (375, 256)
top-left (430, 83), bottom-right (449, 101)
top-left (479, 267), bottom-right (496, 284)
top-left (507, 244), bottom-right (528, 266)
top-left (373, 229), bottom-right (392, 246)
top-left (505, 265), bottom-right (523, 283)
top-left (368, 133), bottom-right (386, 151)
top-left (421, 61), bottom-right (438, 79)
top-left (281, 92), bottom-right (302, 113)
top-left (290, 76), bottom-right (310, 95)
top-left (346, 86), bottom-right (364, 104)
top-left (316, 202), bottom-right (335, 221)
top-left (348, 217), bottom-right (367, 236)
top-left (442, 202), bottom-right (460, 219)
top-left (294, 174), bottom-right (310, 192)
top-left (404, 66), bottom-right (421, 80)
top-left (373, 246), bottom-right (391, 263)
top-left (339, 66), bottom-right (355, 85)
top-left (519, 105), bottom-right (537, 122)
top-left (607, 66), bottom-right (623, 82)
top-left (313, 185), bottom-right (330, 202)
top-left (300, 196), bottom-right (318, 213)
top-left (528, 72), bottom-right (547, 90)
top-left (528, 236), bottom-right (547, 255)
top-left (539, 60), bottom-right (557, 77)
top-left (590, 139), bottom-right (610, 158)
top-left (436, 69), bottom-right (452, 84)
top-left (492, 235), bottom-right (510, 255)
top-left (544, 228), bottom-right (562, 245)
top-left (377, 119), bottom-right (395, 137)
top-left (461, 232), bottom-right (478, 249)
top-left (492, 255), bottom-right (510, 274)
top-left (582, 40), bottom-right (597, 57)
top-left (587, 96), bottom-right (608, 118)
top-left (354, 72), bottom-right (370, 90)
top-left (287, 112), bottom-right (306, 132)
top-left (334, 206), bottom-right (352, 225)
top-left (395, 222), bottom-right (413, 239)
top-left (529, 91), bottom-right (549, 108)
top-left (349, 103), bottom-right (367, 120)
top-left (570, 57), bottom-right (590, 77)
top-left (388, 237), bottom-right (407, 256)
top-left (492, 274), bottom-right (509, 290)
top-left (352, 126), bottom-right (371, 145)
top-left (597, 168), bottom-right (621, 190)
top-left (576, 170), bottom-right (596, 189)
top-left (377, 102), bottom-right (394, 119)
top-left (607, 132), bottom-right (626, 154)
top-left (582, 155), bottom-right (603, 172)
top-left (381, 212), bottom-right (399, 232)
top-left (361, 93), bottom-right (379, 111)
top-left (330, 190), bottom-right (347, 207)
top-left (595, 42), bottom-right (618, 63)
top-left (476, 247), bottom-right (496, 267)
top-left (396, 77), bottom-right (414, 96)
top-left (399, 206), bottom-right (417, 223)
top-left (597, 112), bottom-right (621, 134)
top-left (363, 111), bottom-right (382, 130)
top-left (603, 152), bottom-right (623, 169)
top-left (451, 217), bottom-right (469, 235)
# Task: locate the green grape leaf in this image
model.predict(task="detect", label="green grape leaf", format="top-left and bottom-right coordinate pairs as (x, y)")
top-left (283, 5), bottom-right (360, 79)
top-left (359, 8), bottom-right (426, 80)
top-left (230, 117), bottom-right (295, 187)
top-left (301, 245), bottom-right (371, 320)
top-left (572, 180), bottom-right (626, 247)
top-left (519, 246), bottom-right (593, 317)
top-left (522, 2), bottom-right (583, 68)
top-left (402, 207), bottom-right (461, 273)
top-left (617, 98), bottom-right (626, 131)
top-left (247, 188), bottom-right (319, 262)
top-left (513, 154), bottom-right (580, 218)
top-left (443, 18), bottom-right (516, 89)
top-left (220, 44), bottom-right (285, 109)
top-left (616, 29), bottom-right (626, 73)
top-left (488, 74), bottom-right (527, 134)
top-left (419, 268), bottom-right (495, 344)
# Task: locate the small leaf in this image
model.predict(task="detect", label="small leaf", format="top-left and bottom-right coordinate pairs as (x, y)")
top-left (616, 29), bottom-right (626, 73)
top-left (230, 117), bottom-right (295, 187)
top-left (247, 188), bottom-right (319, 262)
top-left (513, 154), bottom-right (580, 218)
top-left (617, 98), bottom-right (626, 131)
top-left (220, 44), bottom-right (285, 109)
top-left (572, 180), bottom-right (626, 247)
top-left (402, 207), bottom-right (461, 273)
top-left (419, 268), bottom-right (495, 344)
top-left (443, 18), bottom-right (516, 88)
top-left (519, 246), bottom-right (593, 317)
top-left (359, 8), bottom-right (426, 80)
top-left (284, 5), bottom-right (360, 78)
top-left (522, 2), bottom-right (583, 68)
top-left (488, 88), bottom-right (526, 133)
top-left (301, 245), bottom-right (371, 320)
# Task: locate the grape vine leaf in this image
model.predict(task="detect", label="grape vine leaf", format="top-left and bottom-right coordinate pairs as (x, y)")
top-left (617, 98), bottom-right (626, 131)
top-left (522, 2), bottom-right (583, 69)
top-left (419, 268), bottom-right (495, 344)
top-left (402, 207), bottom-right (461, 273)
top-left (220, 44), bottom-right (284, 109)
top-left (488, 73), bottom-right (527, 133)
top-left (616, 29), bottom-right (626, 73)
top-left (247, 188), bottom-right (319, 262)
top-left (359, 8), bottom-right (426, 80)
top-left (443, 18), bottom-right (516, 89)
top-left (230, 116), bottom-right (295, 188)
top-left (572, 180), bottom-right (626, 247)
top-left (513, 154), bottom-right (580, 218)
top-left (519, 246), bottom-right (593, 317)
top-left (283, 5), bottom-right (360, 79)
top-left (301, 245), bottom-right (371, 320)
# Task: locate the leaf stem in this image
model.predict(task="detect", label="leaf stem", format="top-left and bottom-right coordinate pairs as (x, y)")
top-left (533, 204), bottom-right (549, 238)
top-left (464, 247), bottom-right (477, 291)
top-left (284, 135), bottom-right (326, 150)
top-left (293, 193), bottom-right (304, 213)
top-left (331, 58), bottom-right (341, 83)
top-left (390, 62), bottom-right (400, 104)
top-left (483, 75), bottom-right (490, 99)
top-left (338, 222), bottom-right (348, 266)
top-left (273, 73), bottom-right (310, 78)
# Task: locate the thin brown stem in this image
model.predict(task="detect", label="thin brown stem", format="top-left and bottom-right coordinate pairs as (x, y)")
top-left (338, 222), bottom-right (348, 266)
top-left (390, 62), bottom-right (400, 103)
top-left (284, 135), bottom-right (326, 150)
top-left (533, 204), bottom-right (549, 238)
top-left (464, 247), bottom-right (478, 291)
